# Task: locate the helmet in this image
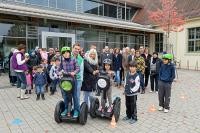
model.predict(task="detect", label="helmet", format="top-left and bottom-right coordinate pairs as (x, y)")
top-left (61, 46), bottom-right (71, 54)
top-left (103, 58), bottom-right (112, 65)
top-left (162, 54), bottom-right (173, 60)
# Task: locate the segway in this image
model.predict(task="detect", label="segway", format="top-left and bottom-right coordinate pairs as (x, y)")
top-left (90, 70), bottom-right (121, 122)
top-left (54, 73), bottom-right (88, 125)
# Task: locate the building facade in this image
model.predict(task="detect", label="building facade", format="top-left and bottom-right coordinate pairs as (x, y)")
top-left (0, 0), bottom-right (159, 60)
top-left (132, 0), bottom-right (200, 70)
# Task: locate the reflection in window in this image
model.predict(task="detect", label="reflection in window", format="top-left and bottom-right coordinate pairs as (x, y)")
top-left (25, 0), bottom-right (48, 7)
top-left (49, 0), bottom-right (56, 8)
top-left (104, 4), bottom-right (117, 18)
top-left (57, 0), bottom-right (75, 11)
top-left (83, 0), bottom-right (98, 15)
top-left (0, 23), bottom-right (26, 37)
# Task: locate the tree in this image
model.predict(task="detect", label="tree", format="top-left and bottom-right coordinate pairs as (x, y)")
top-left (148, 0), bottom-right (185, 53)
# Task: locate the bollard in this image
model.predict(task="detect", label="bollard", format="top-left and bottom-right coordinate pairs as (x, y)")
top-left (187, 60), bottom-right (189, 70)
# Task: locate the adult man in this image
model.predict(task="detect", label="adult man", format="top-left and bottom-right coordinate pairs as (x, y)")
top-left (122, 47), bottom-right (130, 81)
top-left (12, 44), bottom-right (29, 100)
top-left (141, 48), bottom-right (152, 89)
top-left (100, 46), bottom-right (113, 67)
top-left (71, 43), bottom-right (84, 112)
top-left (128, 48), bottom-right (135, 64)
top-left (135, 50), bottom-right (145, 94)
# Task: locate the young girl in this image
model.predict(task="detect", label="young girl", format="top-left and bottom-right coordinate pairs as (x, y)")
top-left (33, 65), bottom-right (47, 100)
top-left (98, 58), bottom-right (114, 113)
top-left (25, 70), bottom-right (32, 94)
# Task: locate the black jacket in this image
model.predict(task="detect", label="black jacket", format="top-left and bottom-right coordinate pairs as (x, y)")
top-left (141, 54), bottom-right (152, 71)
top-left (27, 55), bottom-right (40, 70)
top-left (113, 54), bottom-right (122, 71)
top-left (81, 60), bottom-right (98, 92)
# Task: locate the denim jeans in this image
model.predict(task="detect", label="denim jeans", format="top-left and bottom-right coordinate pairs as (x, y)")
top-left (76, 80), bottom-right (82, 109)
top-left (72, 80), bottom-right (80, 112)
top-left (61, 89), bottom-right (72, 109)
top-left (16, 72), bottom-right (27, 89)
top-left (61, 80), bottom-right (80, 112)
top-left (83, 91), bottom-right (92, 108)
top-left (114, 70), bottom-right (121, 84)
top-left (51, 79), bottom-right (59, 92)
top-left (35, 85), bottom-right (45, 94)
top-left (137, 71), bottom-right (144, 90)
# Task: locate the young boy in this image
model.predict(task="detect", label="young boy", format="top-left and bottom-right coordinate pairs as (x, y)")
top-left (33, 65), bottom-right (47, 100)
top-left (49, 58), bottom-right (60, 95)
top-left (123, 61), bottom-right (140, 124)
top-left (158, 54), bottom-right (175, 113)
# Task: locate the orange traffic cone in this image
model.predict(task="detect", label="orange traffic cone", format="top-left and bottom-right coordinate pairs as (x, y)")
top-left (180, 94), bottom-right (187, 100)
top-left (110, 115), bottom-right (116, 128)
top-left (149, 104), bottom-right (156, 112)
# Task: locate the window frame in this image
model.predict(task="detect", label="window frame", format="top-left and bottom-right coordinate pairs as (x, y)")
top-left (188, 27), bottom-right (200, 52)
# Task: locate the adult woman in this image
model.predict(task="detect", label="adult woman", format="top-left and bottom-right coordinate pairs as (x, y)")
top-left (113, 48), bottom-right (122, 88)
top-left (81, 48), bottom-right (99, 108)
top-left (12, 44), bottom-right (29, 100)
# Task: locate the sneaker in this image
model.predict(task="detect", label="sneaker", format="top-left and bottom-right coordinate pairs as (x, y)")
top-left (164, 109), bottom-right (169, 113)
top-left (107, 107), bottom-right (112, 113)
top-left (129, 118), bottom-right (137, 124)
top-left (98, 106), bottom-right (102, 111)
top-left (158, 106), bottom-right (164, 111)
top-left (149, 90), bottom-right (153, 93)
top-left (73, 110), bottom-right (79, 118)
top-left (28, 90), bottom-right (31, 94)
top-left (155, 91), bottom-right (158, 94)
top-left (61, 109), bottom-right (67, 116)
top-left (122, 116), bottom-right (130, 121)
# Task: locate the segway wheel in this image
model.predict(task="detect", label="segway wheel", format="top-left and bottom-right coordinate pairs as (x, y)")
top-left (54, 100), bottom-right (65, 123)
top-left (90, 97), bottom-right (99, 118)
top-left (113, 97), bottom-right (121, 122)
top-left (79, 102), bottom-right (88, 125)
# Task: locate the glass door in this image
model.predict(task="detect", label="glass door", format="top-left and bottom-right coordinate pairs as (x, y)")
top-left (42, 31), bottom-right (75, 50)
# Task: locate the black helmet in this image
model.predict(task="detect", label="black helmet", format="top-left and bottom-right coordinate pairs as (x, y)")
top-left (103, 58), bottom-right (112, 65)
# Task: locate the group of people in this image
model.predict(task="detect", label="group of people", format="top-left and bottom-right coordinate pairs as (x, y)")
top-left (8, 43), bottom-right (175, 124)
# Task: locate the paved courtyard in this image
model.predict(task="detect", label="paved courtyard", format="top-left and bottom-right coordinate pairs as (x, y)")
top-left (0, 69), bottom-right (200, 133)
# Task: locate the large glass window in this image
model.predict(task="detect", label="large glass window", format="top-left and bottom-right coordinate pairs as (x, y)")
top-left (155, 33), bottom-right (163, 53)
top-left (25, 0), bottom-right (48, 7)
top-left (57, 0), bottom-right (75, 11)
top-left (0, 23), bottom-right (26, 37)
top-left (83, 0), bottom-right (99, 15)
top-left (188, 27), bottom-right (200, 52)
top-left (104, 4), bottom-right (117, 18)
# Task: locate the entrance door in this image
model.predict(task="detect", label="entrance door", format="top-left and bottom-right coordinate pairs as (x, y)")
top-left (42, 32), bottom-right (75, 50)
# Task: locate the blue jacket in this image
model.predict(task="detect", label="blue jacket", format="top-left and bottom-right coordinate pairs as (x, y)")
top-left (159, 62), bottom-right (175, 84)
top-left (34, 72), bottom-right (47, 86)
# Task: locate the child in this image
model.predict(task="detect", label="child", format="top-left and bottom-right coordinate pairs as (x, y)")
top-left (33, 65), bottom-right (47, 100)
top-left (123, 61), bottom-right (140, 124)
top-left (158, 54), bottom-right (175, 113)
top-left (40, 59), bottom-right (49, 92)
top-left (25, 70), bottom-right (32, 94)
top-left (49, 58), bottom-right (60, 95)
top-left (98, 59), bottom-right (114, 113)
top-left (58, 47), bottom-right (80, 118)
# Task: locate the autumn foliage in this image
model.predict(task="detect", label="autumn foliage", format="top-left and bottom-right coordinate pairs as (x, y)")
top-left (148, 0), bottom-right (185, 33)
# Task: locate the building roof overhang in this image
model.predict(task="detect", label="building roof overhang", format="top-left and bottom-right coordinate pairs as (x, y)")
top-left (0, 3), bottom-right (161, 33)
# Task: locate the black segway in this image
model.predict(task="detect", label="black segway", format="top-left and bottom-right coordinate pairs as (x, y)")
top-left (54, 73), bottom-right (88, 125)
top-left (90, 70), bottom-right (121, 122)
